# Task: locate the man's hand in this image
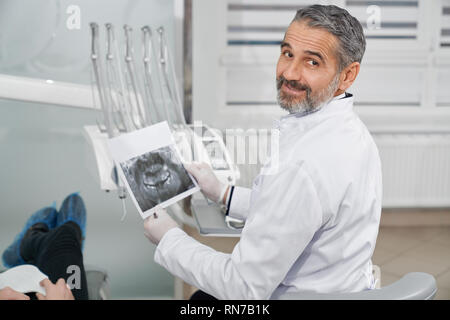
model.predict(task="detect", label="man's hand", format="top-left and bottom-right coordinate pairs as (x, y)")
top-left (185, 162), bottom-right (228, 204)
top-left (0, 287), bottom-right (30, 300)
top-left (144, 207), bottom-right (179, 245)
top-left (36, 278), bottom-right (74, 300)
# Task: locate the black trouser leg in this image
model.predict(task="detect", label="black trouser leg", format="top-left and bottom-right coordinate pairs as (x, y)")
top-left (190, 290), bottom-right (218, 300)
top-left (20, 222), bottom-right (89, 300)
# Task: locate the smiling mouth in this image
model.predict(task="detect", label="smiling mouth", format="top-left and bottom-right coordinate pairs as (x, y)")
top-left (282, 83), bottom-right (306, 95)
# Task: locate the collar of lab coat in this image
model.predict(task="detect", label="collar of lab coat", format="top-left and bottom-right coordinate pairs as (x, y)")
top-left (273, 92), bottom-right (354, 130)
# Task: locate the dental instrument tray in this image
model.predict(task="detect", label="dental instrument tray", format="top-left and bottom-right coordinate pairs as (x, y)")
top-left (190, 195), bottom-right (242, 237)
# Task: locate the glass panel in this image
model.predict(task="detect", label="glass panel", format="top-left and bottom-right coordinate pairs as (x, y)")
top-left (0, 0), bottom-right (177, 299)
top-left (0, 0), bottom-right (177, 85)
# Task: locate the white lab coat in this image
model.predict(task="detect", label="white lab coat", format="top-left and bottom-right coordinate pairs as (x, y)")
top-left (154, 93), bottom-right (382, 299)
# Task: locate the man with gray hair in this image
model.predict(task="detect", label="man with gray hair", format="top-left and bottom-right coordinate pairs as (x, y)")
top-left (277, 4), bottom-right (366, 114)
top-left (144, 5), bottom-right (382, 300)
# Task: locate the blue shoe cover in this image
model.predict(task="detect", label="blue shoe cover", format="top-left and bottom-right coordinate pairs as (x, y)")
top-left (2, 206), bottom-right (57, 268)
top-left (57, 192), bottom-right (86, 249)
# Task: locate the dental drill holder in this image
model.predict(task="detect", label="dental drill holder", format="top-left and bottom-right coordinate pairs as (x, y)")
top-left (85, 22), bottom-right (242, 233)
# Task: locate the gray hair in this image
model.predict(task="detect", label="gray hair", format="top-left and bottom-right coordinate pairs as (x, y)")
top-left (292, 5), bottom-right (366, 72)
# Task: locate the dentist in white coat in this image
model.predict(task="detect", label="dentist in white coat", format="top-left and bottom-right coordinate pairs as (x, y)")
top-left (144, 4), bottom-right (382, 300)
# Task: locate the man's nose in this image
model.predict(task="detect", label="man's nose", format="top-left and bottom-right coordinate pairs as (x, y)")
top-left (282, 61), bottom-right (303, 81)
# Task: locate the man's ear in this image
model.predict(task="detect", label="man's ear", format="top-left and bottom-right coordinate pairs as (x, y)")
top-left (338, 62), bottom-right (360, 92)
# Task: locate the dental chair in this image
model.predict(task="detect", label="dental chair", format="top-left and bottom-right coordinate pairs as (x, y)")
top-left (4, 266), bottom-right (435, 300)
top-left (84, 264), bottom-right (110, 300)
top-left (279, 272), bottom-right (437, 300)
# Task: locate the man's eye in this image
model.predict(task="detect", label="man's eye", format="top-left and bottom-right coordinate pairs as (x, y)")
top-left (283, 51), bottom-right (293, 58)
top-left (308, 60), bottom-right (319, 66)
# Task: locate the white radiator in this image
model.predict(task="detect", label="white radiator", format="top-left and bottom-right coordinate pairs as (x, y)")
top-left (373, 133), bottom-right (450, 208)
top-left (229, 132), bottom-right (450, 208)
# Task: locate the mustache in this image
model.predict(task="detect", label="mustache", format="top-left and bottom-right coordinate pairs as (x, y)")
top-left (277, 76), bottom-right (311, 93)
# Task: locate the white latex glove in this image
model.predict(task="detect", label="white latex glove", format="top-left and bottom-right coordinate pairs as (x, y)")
top-left (143, 207), bottom-right (179, 245)
top-left (185, 162), bottom-right (228, 204)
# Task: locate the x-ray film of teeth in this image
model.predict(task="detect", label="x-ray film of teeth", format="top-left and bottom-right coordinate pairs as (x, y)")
top-left (120, 145), bottom-right (196, 213)
top-left (107, 121), bottom-right (200, 219)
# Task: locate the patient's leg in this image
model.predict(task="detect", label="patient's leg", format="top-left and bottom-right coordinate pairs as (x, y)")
top-left (20, 222), bottom-right (89, 300)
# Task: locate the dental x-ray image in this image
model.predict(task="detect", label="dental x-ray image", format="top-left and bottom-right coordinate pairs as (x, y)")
top-left (120, 145), bottom-right (196, 213)
top-left (107, 121), bottom-right (200, 219)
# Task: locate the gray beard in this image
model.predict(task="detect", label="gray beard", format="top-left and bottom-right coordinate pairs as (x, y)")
top-left (277, 74), bottom-right (341, 114)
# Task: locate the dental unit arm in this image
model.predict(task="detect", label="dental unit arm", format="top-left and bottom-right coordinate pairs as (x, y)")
top-left (83, 22), bottom-right (241, 228)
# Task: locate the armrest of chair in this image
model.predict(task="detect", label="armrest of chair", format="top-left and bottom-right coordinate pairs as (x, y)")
top-left (278, 272), bottom-right (437, 300)
top-left (84, 264), bottom-right (110, 300)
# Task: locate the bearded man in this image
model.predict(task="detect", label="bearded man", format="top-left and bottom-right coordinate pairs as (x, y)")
top-left (144, 4), bottom-right (382, 300)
